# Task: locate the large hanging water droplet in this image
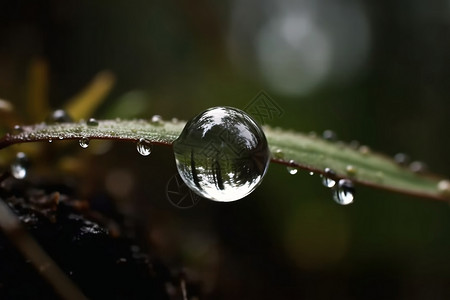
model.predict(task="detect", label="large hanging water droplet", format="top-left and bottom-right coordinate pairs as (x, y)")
top-left (11, 152), bottom-right (29, 179)
top-left (136, 138), bottom-right (152, 156)
top-left (173, 107), bottom-right (270, 202)
top-left (321, 168), bottom-right (336, 188)
top-left (47, 109), bottom-right (73, 124)
top-left (333, 179), bottom-right (355, 205)
top-left (79, 137), bottom-right (90, 148)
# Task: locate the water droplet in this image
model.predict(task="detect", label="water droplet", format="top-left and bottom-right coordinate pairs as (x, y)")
top-left (359, 145), bottom-right (370, 155)
top-left (136, 138), bottom-right (152, 156)
top-left (437, 180), bottom-right (450, 198)
top-left (58, 135), bottom-right (63, 140)
top-left (272, 149), bottom-right (284, 159)
top-left (12, 125), bottom-right (23, 134)
top-left (346, 165), bottom-right (357, 176)
top-left (409, 161), bottom-right (427, 173)
top-left (151, 115), bottom-right (163, 125)
top-left (173, 107), bottom-right (270, 202)
top-left (79, 137), bottom-right (90, 148)
top-left (87, 118), bottom-right (99, 127)
top-left (321, 168), bottom-right (336, 188)
top-left (11, 152), bottom-right (29, 179)
top-left (286, 160), bottom-right (298, 175)
top-left (322, 130), bottom-right (337, 141)
top-left (48, 139), bottom-right (53, 143)
top-left (333, 179), bottom-right (354, 205)
top-left (309, 171), bottom-right (314, 176)
top-left (394, 153), bottom-right (410, 166)
top-left (47, 109), bottom-right (73, 124)
top-left (287, 167), bottom-right (298, 175)
top-left (349, 140), bottom-right (360, 149)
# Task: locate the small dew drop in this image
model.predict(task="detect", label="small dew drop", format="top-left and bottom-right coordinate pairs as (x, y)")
top-left (333, 179), bottom-right (355, 205)
top-left (287, 167), bottom-right (298, 175)
top-left (394, 153), bottom-right (410, 166)
top-left (151, 115), bottom-right (163, 125)
top-left (346, 165), bottom-right (357, 176)
top-left (48, 139), bottom-right (53, 143)
top-left (309, 171), bottom-right (314, 176)
top-left (287, 160), bottom-right (298, 175)
top-left (410, 161), bottom-right (427, 173)
top-left (87, 118), bottom-right (99, 127)
top-left (136, 138), bottom-right (152, 156)
top-left (272, 149), bottom-right (284, 159)
top-left (322, 130), bottom-right (337, 141)
top-left (79, 137), bottom-right (90, 148)
top-left (437, 180), bottom-right (450, 197)
top-left (173, 107), bottom-right (270, 202)
top-left (47, 109), bottom-right (73, 124)
top-left (58, 135), bottom-right (63, 140)
top-left (12, 125), bottom-right (23, 134)
top-left (321, 168), bottom-right (337, 188)
top-left (11, 152), bottom-right (29, 179)
top-left (359, 145), bottom-right (370, 155)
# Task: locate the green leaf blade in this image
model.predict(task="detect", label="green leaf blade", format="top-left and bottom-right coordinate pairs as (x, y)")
top-left (1, 120), bottom-right (448, 201)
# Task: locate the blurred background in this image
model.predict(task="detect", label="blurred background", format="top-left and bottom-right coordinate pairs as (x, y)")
top-left (1, 0), bottom-right (450, 299)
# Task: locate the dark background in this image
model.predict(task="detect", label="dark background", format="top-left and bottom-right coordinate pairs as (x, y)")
top-left (1, 0), bottom-right (450, 299)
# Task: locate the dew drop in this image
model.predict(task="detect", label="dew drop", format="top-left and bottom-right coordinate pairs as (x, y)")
top-left (359, 145), bottom-right (370, 155)
top-left (287, 160), bottom-right (298, 175)
top-left (12, 125), bottom-right (23, 134)
top-left (409, 161), bottom-right (427, 173)
top-left (79, 137), bottom-right (90, 148)
top-left (151, 115), bottom-right (163, 125)
top-left (11, 152), bottom-right (29, 179)
top-left (322, 130), bottom-right (337, 141)
top-left (173, 106), bottom-right (270, 202)
top-left (321, 168), bottom-right (336, 188)
top-left (346, 165), bottom-right (357, 176)
top-left (394, 153), bottom-right (410, 166)
top-left (309, 171), bottom-right (314, 176)
top-left (272, 149), bottom-right (284, 159)
top-left (136, 138), bottom-right (152, 156)
top-left (437, 180), bottom-right (450, 198)
top-left (48, 139), bottom-right (53, 143)
top-left (287, 167), bottom-right (298, 175)
top-left (47, 109), bottom-right (73, 124)
top-left (87, 118), bottom-right (99, 127)
top-left (333, 179), bottom-right (354, 205)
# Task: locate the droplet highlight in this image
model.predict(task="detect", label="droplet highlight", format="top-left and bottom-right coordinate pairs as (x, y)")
top-left (136, 138), bottom-right (152, 156)
top-left (79, 137), bottom-right (90, 148)
top-left (333, 179), bottom-right (355, 205)
top-left (11, 152), bottom-right (29, 179)
top-left (173, 106), bottom-right (270, 202)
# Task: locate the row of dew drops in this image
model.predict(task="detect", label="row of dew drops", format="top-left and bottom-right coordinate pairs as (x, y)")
top-left (10, 110), bottom-right (161, 180)
top-left (274, 129), bottom-right (450, 204)
top-left (8, 110), bottom-right (450, 203)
